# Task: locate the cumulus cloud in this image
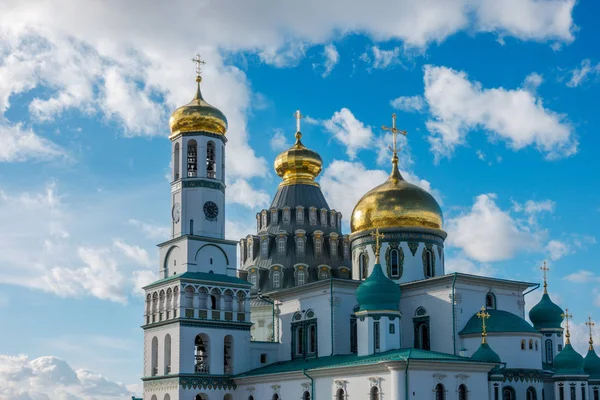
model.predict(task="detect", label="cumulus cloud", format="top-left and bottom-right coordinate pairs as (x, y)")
top-left (314, 44), bottom-right (339, 78)
top-left (445, 257), bottom-right (496, 276)
top-left (566, 59), bottom-right (600, 87)
top-left (544, 234), bottom-right (596, 261)
top-left (422, 65), bottom-right (577, 161)
top-left (127, 219), bottom-right (170, 241)
top-left (0, 354), bottom-right (133, 400)
top-left (546, 239), bottom-right (571, 261)
top-left (270, 128), bottom-right (290, 152)
top-left (361, 46), bottom-right (403, 70)
top-left (390, 95), bottom-right (425, 113)
top-left (324, 108), bottom-right (374, 159)
top-left (446, 194), bottom-right (544, 262)
top-left (0, 123), bottom-right (66, 162)
top-left (114, 240), bottom-right (154, 267)
top-left (227, 179), bottom-right (271, 209)
top-left (563, 270), bottom-right (600, 283)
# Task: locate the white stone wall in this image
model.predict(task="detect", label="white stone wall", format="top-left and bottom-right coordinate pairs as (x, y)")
top-left (247, 341), bottom-right (280, 371)
top-left (462, 335), bottom-right (542, 369)
top-left (555, 380), bottom-right (589, 400)
top-left (144, 324), bottom-right (180, 378)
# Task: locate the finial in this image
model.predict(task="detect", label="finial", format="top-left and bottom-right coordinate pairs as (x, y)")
top-left (294, 109), bottom-right (304, 133)
top-left (382, 113), bottom-right (407, 175)
top-left (562, 308), bottom-right (573, 344)
top-left (370, 228), bottom-right (385, 264)
top-left (541, 261), bottom-right (549, 294)
top-left (586, 316), bottom-right (596, 350)
top-left (192, 54), bottom-right (206, 83)
top-left (477, 306), bottom-right (491, 344)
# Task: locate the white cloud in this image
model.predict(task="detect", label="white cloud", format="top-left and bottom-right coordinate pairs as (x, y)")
top-left (270, 128), bottom-right (290, 152)
top-left (563, 270), bottom-right (600, 283)
top-left (546, 240), bottom-right (571, 261)
top-left (423, 65), bottom-right (577, 161)
top-left (127, 219), bottom-right (170, 241)
top-left (390, 95), bottom-right (425, 113)
top-left (319, 160), bottom-right (439, 224)
top-left (114, 240), bottom-right (154, 268)
top-left (523, 72), bottom-right (543, 93)
top-left (227, 179), bottom-right (271, 209)
top-left (0, 122), bottom-right (66, 162)
top-left (544, 234), bottom-right (596, 261)
top-left (225, 217), bottom-right (258, 242)
top-left (361, 46), bottom-right (403, 70)
top-left (513, 199), bottom-right (556, 215)
top-left (315, 44), bottom-right (339, 78)
top-left (0, 354), bottom-right (133, 400)
top-left (446, 194), bottom-right (543, 262)
top-left (566, 59), bottom-right (600, 87)
top-left (569, 321), bottom-right (596, 355)
top-left (324, 108), bottom-right (373, 159)
top-left (445, 257), bottom-right (496, 276)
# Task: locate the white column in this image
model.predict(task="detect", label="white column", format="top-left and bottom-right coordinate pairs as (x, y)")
top-left (388, 364), bottom-right (403, 400)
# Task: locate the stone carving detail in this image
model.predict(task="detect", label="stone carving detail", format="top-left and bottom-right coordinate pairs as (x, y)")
top-left (408, 242), bottom-right (419, 256)
top-left (368, 376), bottom-right (382, 388)
top-left (144, 378), bottom-right (179, 391)
top-left (179, 376), bottom-right (236, 390)
top-left (385, 242), bottom-right (404, 279)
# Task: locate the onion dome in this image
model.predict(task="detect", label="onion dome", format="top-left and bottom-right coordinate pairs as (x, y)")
top-left (585, 349), bottom-right (600, 380)
top-left (554, 343), bottom-right (585, 375)
top-left (350, 152), bottom-right (443, 234)
top-left (169, 75), bottom-right (228, 138)
top-left (529, 275), bottom-right (564, 330)
top-left (472, 342), bottom-right (502, 364)
top-left (459, 309), bottom-right (538, 335)
top-left (274, 131), bottom-right (322, 187)
top-left (355, 263), bottom-right (401, 312)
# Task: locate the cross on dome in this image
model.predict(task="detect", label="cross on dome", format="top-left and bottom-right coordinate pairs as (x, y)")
top-left (562, 308), bottom-right (573, 344)
top-left (587, 316), bottom-right (596, 350)
top-left (541, 261), bottom-right (550, 293)
top-left (382, 113), bottom-right (408, 157)
top-left (477, 306), bottom-right (491, 344)
top-left (294, 109), bottom-right (304, 133)
top-left (192, 54), bottom-right (206, 82)
top-left (370, 228), bottom-right (385, 264)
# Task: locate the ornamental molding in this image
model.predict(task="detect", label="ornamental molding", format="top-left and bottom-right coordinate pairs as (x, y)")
top-left (352, 231), bottom-right (445, 248)
top-left (181, 178), bottom-right (225, 193)
top-left (179, 376), bottom-right (237, 390)
top-left (433, 373), bottom-right (447, 383)
top-left (368, 376), bottom-right (382, 388)
top-left (271, 384), bottom-right (281, 394)
top-left (408, 242), bottom-right (419, 257)
top-left (247, 387), bottom-right (255, 394)
top-left (436, 244), bottom-right (444, 259)
top-left (144, 378), bottom-right (179, 392)
top-left (302, 382), bottom-right (312, 390)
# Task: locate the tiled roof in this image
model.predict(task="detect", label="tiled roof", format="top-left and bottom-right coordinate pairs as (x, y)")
top-left (144, 271), bottom-right (251, 289)
top-left (235, 348), bottom-right (492, 377)
top-left (459, 309), bottom-right (538, 335)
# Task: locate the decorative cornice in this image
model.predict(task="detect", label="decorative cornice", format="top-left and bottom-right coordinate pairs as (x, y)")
top-left (142, 317), bottom-right (252, 331)
top-left (169, 130), bottom-right (227, 143)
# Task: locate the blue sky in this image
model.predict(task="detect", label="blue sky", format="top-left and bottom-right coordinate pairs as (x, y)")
top-left (1, 0), bottom-right (599, 398)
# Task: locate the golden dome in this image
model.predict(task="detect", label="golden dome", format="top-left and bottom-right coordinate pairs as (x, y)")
top-left (351, 155), bottom-right (443, 233)
top-left (274, 131), bottom-right (322, 187)
top-left (169, 77), bottom-right (227, 138)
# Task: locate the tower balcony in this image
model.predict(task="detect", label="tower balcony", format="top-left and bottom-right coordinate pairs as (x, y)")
top-left (144, 307), bottom-right (249, 326)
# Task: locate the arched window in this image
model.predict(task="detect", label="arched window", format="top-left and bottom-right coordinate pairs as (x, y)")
top-left (331, 241), bottom-right (338, 257)
top-left (435, 384), bottom-right (445, 400)
top-left (247, 240), bottom-right (253, 259)
top-left (320, 209), bottom-right (327, 225)
top-left (194, 334), bottom-right (209, 373)
top-left (308, 324), bottom-right (317, 354)
top-left (458, 384), bottom-right (468, 400)
top-left (370, 386), bottom-right (380, 400)
top-left (164, 334), bottom-right (171, 374)
top-left (343, 243), bottom-right (349, 259)
top-left (529, 339), bottom-right (533, 349)
top-left (187, 139), bottom-right (198, 177)
top-left (271, 209), bottom-right (278, 225)
top-left (390, 249), bottom-right (399, 277)
top-left (261, 211), bottom-right (267, 227)
top-left (297, 207), bottom-right (304, 223)
top-left (173, 143), bottom-right (180, 180)
top-left (535, 341), bottom-right (538, 351)
top-left (309, 208), bottom-right (317, 225)
top-left (503, 387), bottom-right (516, 400)
top-left (224, 335), bottom-right (233, 374)
top-left (296, 326), bottom-right (304, 355)
top-left (206, 141), bottom-right (216, 178)
top-left (248, 397), bottom-right (254, 400)
top-left (297, 238), bottom-right (305, 254)
top-left (210, 295), bottom-right (217, 310)
top-left (261, 240), bottom-right (268, 256)
top-left (314, 239), bottom-right (322, 255)
top-left (151, 396), bottom-right (157, 400)
top-left (283, 209), bottom-right (290, 223)
top-left (278, 238), bottom-right (286, 254)
top-left (418, 323), bottom-right (430, 351)
top-left (593, 388), bottom-right (599, 400)
top-left (189, 219), bottom-right (194, 235)
top-left (303, 391), bottom-right (310, 400)
top-left (486, 292), bottom-right (496, 309)
top-left (151, 336), bottom-right (158, 376)
top-left (521, 339), bottom-right (526, 350)
top-left (359, 253), bottom-right (368, 280)
top-left (526, 387), bottom-right (537, 400)
top-left (249, 272), bottom-right (258, 288)
top-left (337, 388), bottom-right (345, 400)
top-left (272, 271), bottom-right (281, 289)
top-left (297, 270), bottom-right (306, 285)
top-left (164, 394), bottom-right (171, 400)
top-left (425, 250), bottom-right (433, 278)
top-left (272, 395), bottom-right (279, 400)
top-left (546, 339), bottom-right (553, 363)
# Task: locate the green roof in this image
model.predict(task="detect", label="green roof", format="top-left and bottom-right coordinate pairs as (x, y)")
top-left (529, 292), bottom-right (564, 330)
top-left (584, 347), bottom-right (600, 379)
top-left (472, 342), bottom-right (502, 364)
top-left (554, 343), bottom-right (585, 376)
top-left (459, 309), bottom-right (538, 335)
top-left (236, 348), bottom-right (493, 377)
top-left (356, 263), bottom-right (401, 312)
top-left (144, 271), bottom-right (251, 289)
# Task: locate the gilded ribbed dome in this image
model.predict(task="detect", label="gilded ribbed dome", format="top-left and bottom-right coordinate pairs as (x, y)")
top-left (274, 132), bottom-right (322, 187)
top-left (351, 155), bottom-right (443, 234)
top-left (169, 77), bottom-right (227, 138)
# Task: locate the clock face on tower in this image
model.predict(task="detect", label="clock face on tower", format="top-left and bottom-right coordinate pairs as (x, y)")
top-left (172, 202), bottom-right (181, 223)
top-left (203, 201), bottom-right (219, 220)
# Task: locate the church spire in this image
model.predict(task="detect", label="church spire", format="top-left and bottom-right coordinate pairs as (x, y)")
top-left (541, 261), bottom-right (549, 294)
top-left (587, 316), bottom-right (596, 351)
top-left (477, 306), bottom-right (491, 345)
top-left (562, 308), bottom-right (573, 344)
top-left (381, 113), bottom-right (407, 179)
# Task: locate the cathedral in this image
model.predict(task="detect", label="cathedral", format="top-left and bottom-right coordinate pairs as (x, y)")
top-left (140, 63), bottom-right (600, 400)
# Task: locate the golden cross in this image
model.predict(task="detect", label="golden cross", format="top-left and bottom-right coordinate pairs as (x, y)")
top-left (540, 261), bottom-right (549, 292)
top-left (382, 113), bottom-right (407, 156)
top-left (192, 54), bottom-right (206, 79)
top-left (562, 308), bottom-right (573, 343)
top-left (586, 316), bottom-right (595, 349)
top-left (477, 306), bottom-right (491, 344)
top-left (370, 228), bottom-right (385, 264)
top-left (294, 109), bottom-right (304, 133)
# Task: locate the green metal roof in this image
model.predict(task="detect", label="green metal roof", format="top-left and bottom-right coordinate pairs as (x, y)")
top-left (144, 271), bottom-right (251, 289)
top-left (584, 347), bottom-right (600, 379)
top-left (235, 348), bottom-right (493, 378)
top-left (554, 343), bottom-right (585, 375)
top-left (472, 342), bottom-right (502, 364)
top-left (356, 263), bottom-right (401, 312)
top-left (459, 309), bottom-right (538, 335)
top-left (528, 292), bottom-right (564, 330)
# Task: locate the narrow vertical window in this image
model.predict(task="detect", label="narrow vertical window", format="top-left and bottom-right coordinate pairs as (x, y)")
top-left (374, 321), bottom-right (380, 352)
top-left (297, 238), bottom-right (305, 254)
top-left (331, 241), bottom-right (337, 257)
top-left (283, 209), bottom-right (290, 223)
top-left (343, 243), bottom-right (349, 259)
top-left (272, 271), bottom-right (281, 289)
top-left (261, 212), bottom-right (267, 228)
top-left (370, 387), bottom-right (380, 400)
top-left (278, 238), bottom-right (286, 254)
top-left (173, 143), bottom-right (180, 180)
top-left (570, 386), bottom-right (576, 400)
top-left (546, 339), bottom-right (553, 363)
top-left (297, 270), bottom-right (305, 285)
top-left (247, 240), bottom-right (253, 259)
top-left (425, 250), bottom-right (433, 278)
top-left (360, 253), bottom-right (368, 280)
top-left (249, 273), bottom-right (257, 288)
top-left (297, 207), bottom-right (304, 223)
top-left (559, 386), bottom-right (565, 400)
top-left (187, 140), bottom-right (198, 177)
top-left (309, 324), bottom-right (316, 353)
top-left (309, 209), bottom-right (316, 225)
top-left (190, 219), bottom-right (194, 235)
top-left (206, 141), bottom-right (216, 178)
top-left (390, 249), bottom-right (399, 277)
top-left (458, 384), bottom-right (468, 400)
top-left (314, 239), bottom-right (322, 255)
top-left (262, 239), bottom-right (268, 256)
top-left (435, 384), bottom-right (445, 400)
top-left (320, 210), bottom-right (327, 226)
